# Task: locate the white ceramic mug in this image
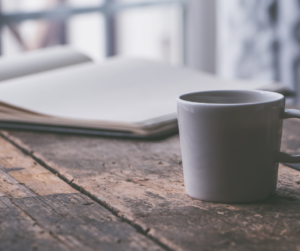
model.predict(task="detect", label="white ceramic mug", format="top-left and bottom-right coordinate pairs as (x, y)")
top-left (177, 90), bottom-right (300, 203)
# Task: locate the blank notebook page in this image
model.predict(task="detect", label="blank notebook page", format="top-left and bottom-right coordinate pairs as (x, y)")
top-left (0, 57), bottom-right (278, 124)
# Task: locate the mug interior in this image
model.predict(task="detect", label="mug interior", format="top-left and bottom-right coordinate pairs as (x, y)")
top-left (179, 90), bottom-right (283, 105)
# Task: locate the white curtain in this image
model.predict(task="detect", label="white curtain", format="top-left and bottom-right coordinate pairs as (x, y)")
top-left (217, 0), bottom-right (278, 81)
top-left (217, 0), bottom-right (300, 103)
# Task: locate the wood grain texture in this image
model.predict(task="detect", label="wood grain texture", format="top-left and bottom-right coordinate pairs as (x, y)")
top-left (0, 136), bottom-right (164, 251)
top-left (0, 137), bottom-right (76, 196)
top-left (0, 169), bottom-right (35, 198)
top-left (3, 119), bottom-right (300, 250)
top-left (0, 193), bottom-right (68, 251)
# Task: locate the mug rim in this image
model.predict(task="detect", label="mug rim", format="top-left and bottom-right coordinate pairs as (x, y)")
top-left (177, 90), bottom-right (284, 107)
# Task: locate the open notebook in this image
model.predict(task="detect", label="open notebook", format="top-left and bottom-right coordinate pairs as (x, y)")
top-left (0, 47), bottom-right (290, 139)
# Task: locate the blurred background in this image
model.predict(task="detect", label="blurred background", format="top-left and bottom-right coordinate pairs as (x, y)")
top-left (0, 0), bottom-right (300, 102)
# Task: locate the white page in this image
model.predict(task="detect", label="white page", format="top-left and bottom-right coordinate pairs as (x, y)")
top-left (0, 57), bottom-right (284, 125)
top-left (0, 46), bottom-right (92, 81)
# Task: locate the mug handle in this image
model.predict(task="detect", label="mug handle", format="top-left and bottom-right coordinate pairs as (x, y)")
top-left (275, 109), bottom-right (300, 163)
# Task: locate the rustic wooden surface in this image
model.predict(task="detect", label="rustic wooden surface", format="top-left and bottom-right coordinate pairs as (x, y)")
top-left (0, 137), bottom-right (164, 251)
top-left (2, 118), bottom-right (300, 250)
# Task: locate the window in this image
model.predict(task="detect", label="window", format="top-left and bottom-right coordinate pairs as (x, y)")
top-left (0, 0), bottom-right (185, 64)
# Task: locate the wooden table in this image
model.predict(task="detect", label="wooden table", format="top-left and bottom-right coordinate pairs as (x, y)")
top-left (1, 118), bottom-right (300, 251)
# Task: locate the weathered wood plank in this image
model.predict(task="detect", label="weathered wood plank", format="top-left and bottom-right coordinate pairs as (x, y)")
top-left (0, 137), bottom-right (76, 196)
top-left (3, 119), bottom-right (300, 250)
top-left (0, 195), bottom-right (69, 251)
top-left (0, 136), bottom-right (164, 251)
top-left (0, 169), bottom-right (35, 198)
top-left (11, 193), bottom-right (163, 251)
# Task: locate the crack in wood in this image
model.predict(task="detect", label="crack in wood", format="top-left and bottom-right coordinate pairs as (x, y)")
top-left (82, 202), bottom-right (94, 206)
top-left (0, 166), bottom-right (25, 173)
